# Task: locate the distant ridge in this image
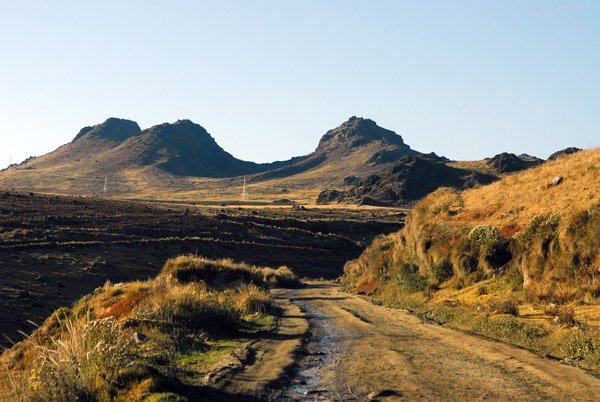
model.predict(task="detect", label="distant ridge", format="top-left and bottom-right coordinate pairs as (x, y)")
top-left (0, 116), bottom-right (568, 204)
top-left (7, 118), bottom-right (302, 179)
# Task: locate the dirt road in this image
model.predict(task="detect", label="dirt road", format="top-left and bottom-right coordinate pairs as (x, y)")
top-left (221, 282), bottom-right (600, 401)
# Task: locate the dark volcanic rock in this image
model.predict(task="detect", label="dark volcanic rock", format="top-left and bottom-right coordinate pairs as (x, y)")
top-left (487, 152), bottom-right (543, 174)
top-left (316, 189), bottom-right (344, 204)
top-left (547, 147), bottom-right (582, 161)
top-left (344, 176), bottom-right (359, 185)
top-left (316, 116), bottom-right (419, 158)
top-left (74, 117), bottom-right (141, 142)
top-left (368, 149), bottom-right (409, 165)
top-left (317, 156), bottom-right (498, 206)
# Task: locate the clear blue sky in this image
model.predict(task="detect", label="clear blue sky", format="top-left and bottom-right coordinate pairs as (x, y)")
top-left (1, 1), bottom-right (598, 169)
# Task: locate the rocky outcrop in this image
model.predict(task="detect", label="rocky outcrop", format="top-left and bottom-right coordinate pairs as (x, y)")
top-left (486, 152), bottom-right (543, 174)
top-left (315, 116), bottom-right (419, 158)
top-left (317, 155), bottom-right (498, 206)
top-left (547, 147), bottom-right (582, 161)
top-left (73, 117), bottom-right (141, 142)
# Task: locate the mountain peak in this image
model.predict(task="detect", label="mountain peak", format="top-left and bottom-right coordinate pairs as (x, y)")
top-left (343, 115), bottom-right (376, 127)
top-left (316, 116), bottom-right (416, 156)
top-left (74, 118), bottom-right (141, 142)
top-left (140, 120), bottom-right (215, 145)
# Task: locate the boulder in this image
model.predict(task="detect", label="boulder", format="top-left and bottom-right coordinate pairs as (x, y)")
top-left (549, 176), bottom-right (563, 186)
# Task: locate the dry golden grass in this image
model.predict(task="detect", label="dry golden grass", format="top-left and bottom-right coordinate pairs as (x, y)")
top-left (342, 148), bottom-right (600, 371)
top-left (0, 140), bottom-right (399, 204)
top-left (449, 148), bottom-right (600, 227)
top-left (0, 255), bottom-right (298, 401)
top-left (447, 159), bottom-right (498, 175)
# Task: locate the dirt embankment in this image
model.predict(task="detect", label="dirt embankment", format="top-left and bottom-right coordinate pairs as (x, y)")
top-left (228, 282), bottom-right (600, 401)
top-left (0, 190), bottom-right (404, 349)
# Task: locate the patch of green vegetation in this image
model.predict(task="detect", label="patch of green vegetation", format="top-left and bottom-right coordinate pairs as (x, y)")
top-left (176, 339), bottom-right (242, 372)
top-left (430, 260), bottom-right (453, 283)
top-left (561, 331), bottom-right (600, 364)
top-left (470, 315), bottom-right (547, 348)
top-left (1, 255), bottom-right (297, 401)
top-left (393, 263), bottom-right (427, 293)
top-left (103, 297), bottom-right (119, 308)
top-left (363, 286), bottom-right (600, 373)
top-left (241, 313), bottom-right (277, 333)
top-left (144, 393), bottom-right (188, 402)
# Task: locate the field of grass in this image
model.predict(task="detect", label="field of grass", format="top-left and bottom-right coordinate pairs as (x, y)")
top-left (343, 148), bottom-right (600, 373)
top-left (0, 256), bottom-right (299, 401)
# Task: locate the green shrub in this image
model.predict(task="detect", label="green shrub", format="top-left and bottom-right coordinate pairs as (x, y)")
top-left (468, 225), bottom-right (501, 251)
top-left (561, 332), bottom-right (600, 361)
top-left (430, 260), bottom-right (453, 283)
top-left (514, 213), bottom-right (561, 249)
top-left (395, 263), bottom-right (427, 292)
top-left (471, 316), bottom-right (547, 348)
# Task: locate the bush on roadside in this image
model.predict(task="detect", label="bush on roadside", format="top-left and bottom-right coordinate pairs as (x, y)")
top-left (489, 298), bottom-right (519, 316)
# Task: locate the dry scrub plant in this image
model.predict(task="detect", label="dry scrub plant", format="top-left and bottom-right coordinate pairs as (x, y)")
top-left (1, 255), bottom-right (298, 401)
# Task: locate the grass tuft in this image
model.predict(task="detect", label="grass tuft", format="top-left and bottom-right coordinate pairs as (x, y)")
top-left (1, 255), bottom-right (290, 401)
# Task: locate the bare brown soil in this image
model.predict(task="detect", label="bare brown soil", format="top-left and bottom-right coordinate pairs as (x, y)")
top-left (0, 190), bottom-right (403, 350)
top-left (223, 282), bottom-right (600, 401)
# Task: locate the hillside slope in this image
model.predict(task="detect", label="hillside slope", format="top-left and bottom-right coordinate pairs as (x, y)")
top-left (0, 116), bottom-right (548, 204)
top-left (346, 147), bottom-right (600, 293)
top-left (0, 117), bottom-right (423, 202)
top-left (343, 148), bottom-right (600, 372)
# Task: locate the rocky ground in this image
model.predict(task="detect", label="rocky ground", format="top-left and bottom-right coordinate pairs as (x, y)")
top-left (0, 190), bottom-right (404, 350)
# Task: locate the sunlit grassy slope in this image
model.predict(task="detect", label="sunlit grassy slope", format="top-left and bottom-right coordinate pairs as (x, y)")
top-left (343, 148), bottom-right (600, 373)
top-left (0, 256), bottom-right (299, 401)
top-left (443, 148), bottom-right (600, 227)
top-left (0, 116), bottom-right (423, 204)
top-left (0, 142), bottom-right (389, 204)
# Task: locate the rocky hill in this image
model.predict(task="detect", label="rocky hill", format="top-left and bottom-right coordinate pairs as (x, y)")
top-left (252, 116), bottom-right (420, 181)
top-left (317, 155), bottom-right (498, 206)
top-left (0, 116), bottom-right (557, 204)
top-left (9, 118), bottom-right (299, 178)
top-left (0, 116), bottom-right (425, 201)
top-left (22, 118), bottom-right (141, 170)
top-left (485, 152), bottom-right (543, 174)
top-left (547, 147), bottom-right (582, 161)
top-left (315, 116), bottom-right (418, 157)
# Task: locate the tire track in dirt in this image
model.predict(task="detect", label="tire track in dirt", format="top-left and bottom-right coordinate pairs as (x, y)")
top-left (271, 282), bottom-right (600, 401)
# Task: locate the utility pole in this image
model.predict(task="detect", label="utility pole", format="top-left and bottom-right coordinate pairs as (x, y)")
top-left (242, 176), bottom-right (247, 201)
